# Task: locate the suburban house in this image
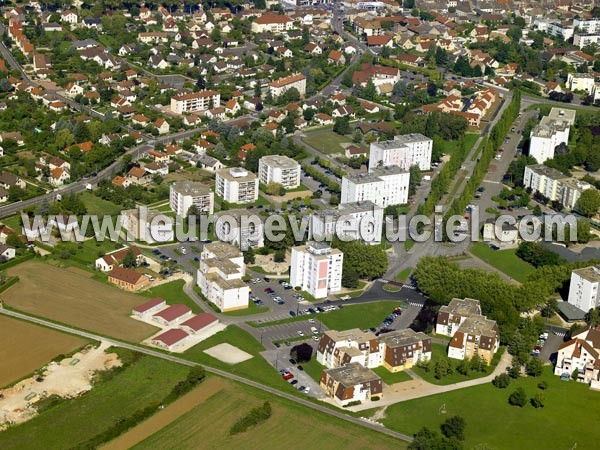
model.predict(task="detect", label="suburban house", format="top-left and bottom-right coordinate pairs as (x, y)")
top-left (108, 266), bottom-right (150, 291)
top-left (555, 325), bottom-right (600, 387)
top-left (0, 243), bottom-right (15, 261)
top-left (95, 246), bottom-right (143, 272)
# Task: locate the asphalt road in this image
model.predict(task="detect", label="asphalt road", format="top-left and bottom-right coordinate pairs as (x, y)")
top-left (0, 307), bottom-right (412, 442)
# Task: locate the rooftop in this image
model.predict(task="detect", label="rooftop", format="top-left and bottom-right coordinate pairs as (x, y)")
top-left (439, 298), bottom-right (482, 318)
top-left (170, 181), bottom-right (212, 197)
top-left (324, 362), bottom-right (381, 386)
top-left (325, 328), bottom-right (376, 344)
top-left (379, 328), bottom-right (429, 348)
top-left (457, 315), bottom-right (498, 337)
top-left (203, 241), bottom-right (242, 260)
top-left (345, 166), bottom-right (407, 184)
top-left (260, 154), bottom-right (300, 170)
top-left (217, 167), bottom-right (257, 183)
top-left (573, 265), bottom-right (600, 283)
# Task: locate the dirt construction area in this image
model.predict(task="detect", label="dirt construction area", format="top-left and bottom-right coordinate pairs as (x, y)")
top-left (0, 315), bottom-right (87, 388)
top-left (0, 341), bottom-right (121, 428)
top-left (2, 261), bottom-right (159, 341)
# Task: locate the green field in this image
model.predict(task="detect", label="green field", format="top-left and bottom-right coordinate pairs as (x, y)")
top-left (52, 239), bottom-right (122, 266)
top-left (133, 378), bottom-right (407, 450)
top-left (320, 302), bottom-right (406, 330)
top-left (0, 349), bottom-right (190, 450)
top-left (470, 242), bottom-right (535, 283)
top-left (380, 366), bottom-right (600, 449)
top-left (302, 131), bottom-right (354, 155)
top-left (395, 267), bottom-right (413, 282)
top-left (141, 280), bottom-right (202, 313)
top-left (79, 192), bottom-right (123, 216)
top-left (251, 301), bottom-right (406, 330)
top-left (410, 344), bottom-right (504, 385)
top-left (372, 366), bottom-right (413, 385)
top-left (180, 325), bottom-right (292, 392)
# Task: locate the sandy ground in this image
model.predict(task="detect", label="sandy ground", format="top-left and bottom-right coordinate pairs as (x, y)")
top-left (0, 342), bottom-right (121, 428)
top-left (100, 377), bottom-right (227, 450)
top-left (252, 253), bottom-right (290, 275)
top-left (204, 343), bottom-right (253, 364)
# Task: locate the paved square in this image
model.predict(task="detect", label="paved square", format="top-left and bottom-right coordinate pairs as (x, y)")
top-left (204, 343), bottom-right (253, 364)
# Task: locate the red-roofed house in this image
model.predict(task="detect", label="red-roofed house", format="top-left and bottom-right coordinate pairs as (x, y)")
top-left (151, 328), bottom-right (189, 351)
top-left (132, 298), bottom-right (167, 318)
top-left (95, 246), bottom-right (143, 272)
top-left (180, 313), bottom-right (218, 334)
top-left (153, 304), bottom-right (192, 326)
top-left (108, 266), bottom-right (150, 291)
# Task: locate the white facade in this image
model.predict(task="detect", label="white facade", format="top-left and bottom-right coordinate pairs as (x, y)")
top-left (369, 134), bottom-right (433, 171)
top-left (574, 18), bottom-right (600, 34)
top-left (268, 73), bottom-right (307, 98)
top-left (215, 167), bottom-right (259, 204)
top-left (523, 164), bottom-right (592, 210)
top-left (568, 266), bottom-right (600, 313)
top-left (567, 73), bottom-right (595, 93)
top-left (316, 329), bottom-right (382, 369)
top-left (546, 21), bottom-right (574, 41)
top-left (289, 242), bottom-right (343, 299)
top-left (341, 166), bottom-right (410, 208)
top-left (120, 208), bottom-right (174, 243)
top-left (529, 108), bottom-right (575, 163)
top-left (170, 90), bottom-right (221, 114)
top-left (573, 33), bottom-right (600, 49)
top-left (310, 201), bottom-right (383, 244)
top-left (258, 155), bottom-right (301, 189)
top-left (214, 209), bottom-right (264, 250)
top-left (169, 181), bottom-right (214, 216)
top-left (197, 242), bottom-right (249, 312)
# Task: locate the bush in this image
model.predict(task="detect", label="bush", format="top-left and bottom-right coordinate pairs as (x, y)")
top-left (537, 381), bottom-right (548, 390)
top-left (492, 373), bottom-right (510, 389)
top-left (343, 400), bottom-right (362, 407)
top-left (440, 415), bottom-right (466, 441)
top-left (274, 249), bottom-right (286, 263)
top-left (508, 387), bottom-right (528, 407)
top-left (371, 396), bottom-right (381, 401)
top-left (526, 357), bottom-right (543, 377)
top-left (530, 392), bottom-right (545, 408)
top-left (230, 401), bottom-right (272, 435)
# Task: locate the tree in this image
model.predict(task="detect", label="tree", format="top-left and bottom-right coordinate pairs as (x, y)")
top-left (122, 249), bottom-right (137, 268)
top-left (434, 359), bottom-right (450, 379)
top-left (265, 182), bottom-right (285, 196)
top-left (333, 117), bottom-right (351, 135)
top-left (441, 415), bottom-right (466, 441)
top-left (508, 387), bottom-right (527, 407)
top-left (577, 189), bottom-right (600, 217)
top-left (525, 357), bottom-right (543, 377)
top-left (243, 247), bottom-right (255, 264)
top-left (362, 79), bottom-right (377, 101)
top-left (492, 373), bottom-right (511, 388)
top-left (530, 392), bottom-right (545, 408)
top-left (342, 266), bottom-right (359, 288)
top-left (507, 25), bottom-right (523, 42)
top-left (409, 164), bottom-right (422, 196)
top-left (274, 249), bottom-right (285, 262)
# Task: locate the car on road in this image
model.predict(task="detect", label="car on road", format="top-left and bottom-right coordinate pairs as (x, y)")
top-left (274, 342), bottom-right (281, 348)
top-left (289, 358), bottom-right (296, 364)
top-left (290, 380), bottom-right (298, 385)
top-left (297, 365), bottom-right (304, 371)
top-left (283, 373), bottom-right (294, 380)
top-left (312, 336), bottom-right (319, 341)
top-left (308, 318), bottom-right (316, 324)
top-left (297, 330), bottom-right (304, 336)
top-left (311, 327), bottom-right (319, 334)
top-left (152, 249), bottom-right (161, 255)
top-left (289, 311), bottom-right (296, 317)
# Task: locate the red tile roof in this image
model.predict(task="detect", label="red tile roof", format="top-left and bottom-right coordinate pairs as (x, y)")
top-left (133, 298), bottom-right (165, 313)
top-left (180, 313), bottom-right (217, 332)
top-left (153, 328), bottom-right (189, 346)
top-left (153, 304), bottom-right (191, 322)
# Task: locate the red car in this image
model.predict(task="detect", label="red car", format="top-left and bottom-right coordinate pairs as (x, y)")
top-left (283, 373), bottom-right (294, 380)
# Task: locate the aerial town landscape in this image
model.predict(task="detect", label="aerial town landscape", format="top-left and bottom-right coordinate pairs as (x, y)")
top-left (2, 0), bottom-right (600, 448)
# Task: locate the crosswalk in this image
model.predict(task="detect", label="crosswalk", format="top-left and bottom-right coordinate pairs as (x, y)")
top-left (402, 284), bottom-right (417, 290)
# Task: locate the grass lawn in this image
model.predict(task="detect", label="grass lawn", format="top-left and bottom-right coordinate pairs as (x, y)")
top-left (444, 133), bottom-right (479, 157)
top-left (395, 267), bottom-right (413, 282)
top-left (411, 344), bottom-right (505, 386)
top-left (302, 131), bottom-right (352, 155)
top-left (383, 284), bottom-right (401, 292)
top-left (404, 239), bottom-right (415, 252)
top-left (320, 301), bottom-right (407, 330)
top-left (79, 192), bottom-right (122, 216)
top-left (0, 349), bottom-right (191, 450)
top-left (141, 280), bottom-right (201, 313)
top-left (132, 377), bottom-right (407, 450)
top-left (180, 325), bottom-right (292, 392)
top-left (470, 242), bottom-right (535, 283)
top-left (372, 366), bottom-right (412, 385)
top-left (380, 366), bottom-right (600, 450)
top-left (1, 214), bottom-right (23, 231)
top-left (301, 357), bottom-right (327, 383)
top-left (51, 239), bottom-right (121, 266)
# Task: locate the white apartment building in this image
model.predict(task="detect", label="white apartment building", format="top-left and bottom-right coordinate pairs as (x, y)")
top-left (289, 241), bottom-right (343, 299)
top-left (529, 108), bottom-right (576, 163)
top-left (546, 21), bottom-right (574, 41)
top-left (320, 363), bottom-right (383, 406)
top-left (268, 73), bottom-right (307, 99)
top-left (197, 242), bottom-right (249, 312)
top-left (573, 33), bottom-right (600, 49)
top-left (567, 73), bottom-right (595, 93)
top-left (574, 18), bottom-right (600, 34)
top-left (170, 90), bottom-right (221, 114)
top-left (310, 201), bottom-right (383, 244)
top-left (555, 325), bottom-right (600, 385)
top-left (435, 298), bottom-right (483, 337)
top-left (169, 181), bottom-right (214, 216)
top-left (251, 13), bottom-right (294, 33)
top-left (215, 167), bottom-right (258, 204)
top-left (120, 208), bottom-right (174, 243)
top-left (214, 209), bottom-right (264, 250)
top-left (341, 166), bottom-right (410, 208)
top-left (369, 133), bottom-right (433, 171)
top-left (568, 266), bottom-right (600, 313)
top-left (258, 155), bottom-right (301, 189)
top-left (523, 164), bottom-right (592, 210)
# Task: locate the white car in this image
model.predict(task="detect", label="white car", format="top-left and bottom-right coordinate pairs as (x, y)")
top-left (297, 330), bottom-right (304, 336)
top-left (312, 336), bottom-right (319, 341)
top-left (308, 318), bottom-right (316, 324)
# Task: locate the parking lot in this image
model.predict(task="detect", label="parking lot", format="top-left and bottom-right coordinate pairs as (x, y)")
top-left (247, 277), bottom-right (318, 316)
top-left (151, 240), bottom-right (205, 274)
top-left (537, 332), bottom-right (564, 364)
top-left (258, 318), bottom-right (329, 344)
top-left (262, 342), bottom-right (324, 399)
